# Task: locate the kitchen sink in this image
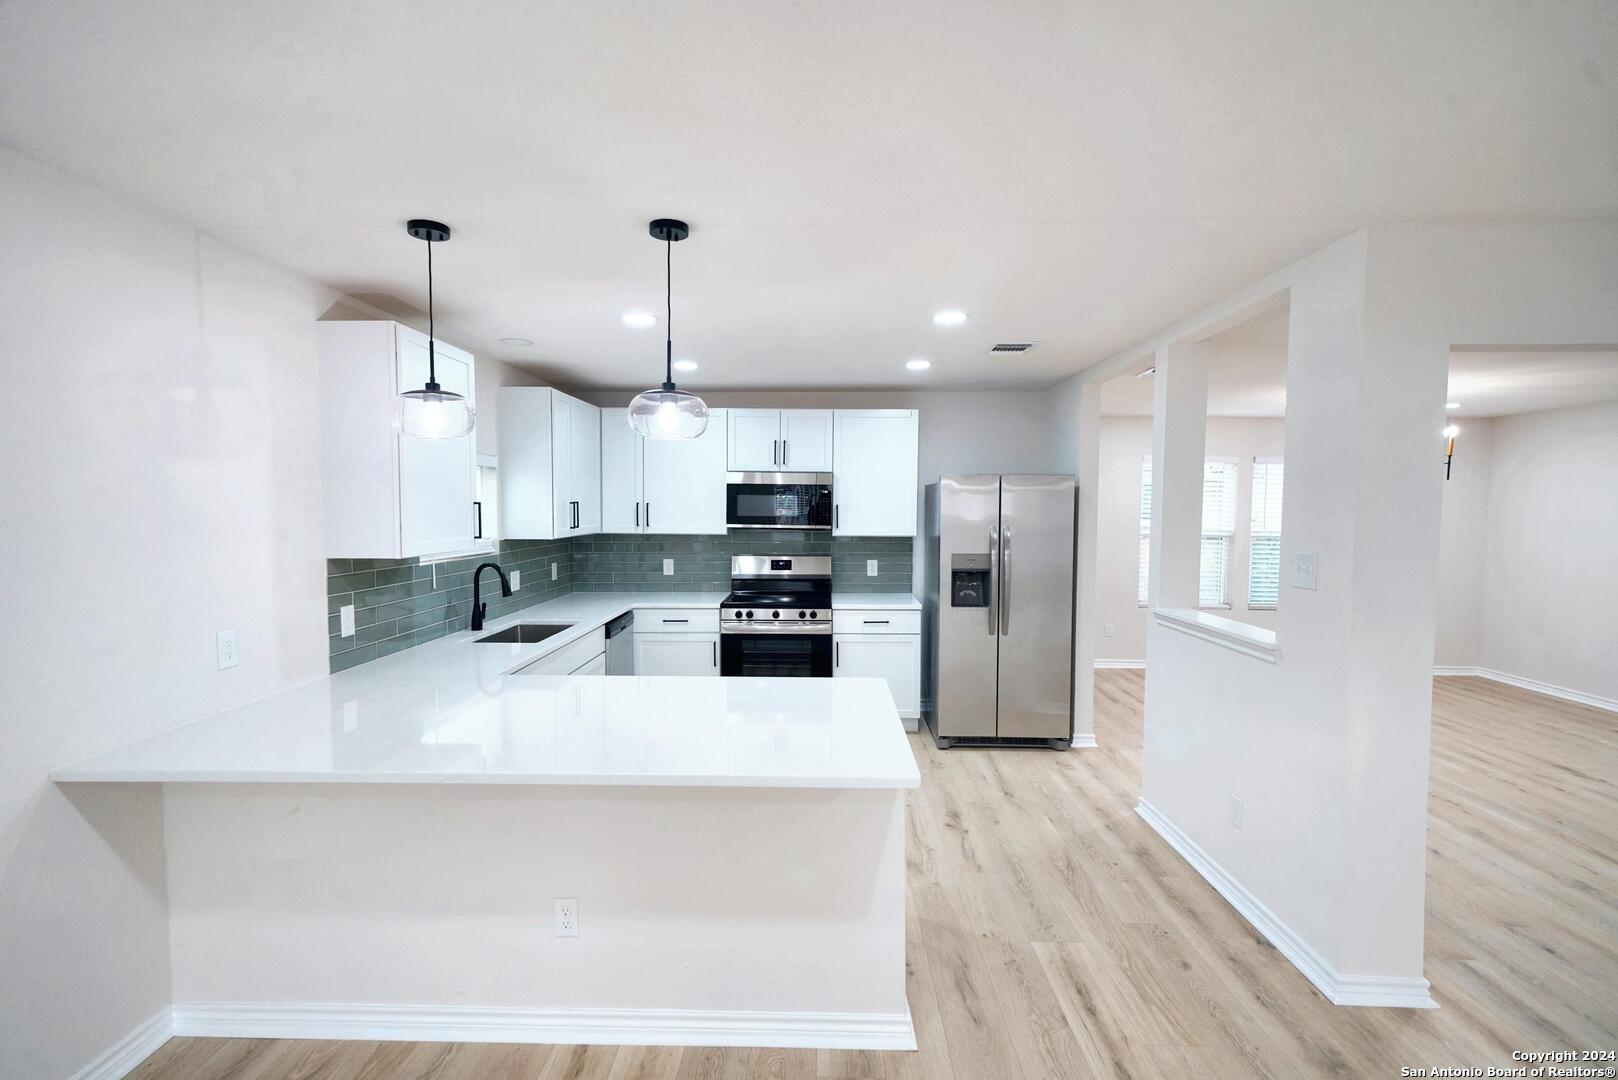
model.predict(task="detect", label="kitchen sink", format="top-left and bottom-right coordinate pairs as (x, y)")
top-left (474, 622), bottom-right (573, 644)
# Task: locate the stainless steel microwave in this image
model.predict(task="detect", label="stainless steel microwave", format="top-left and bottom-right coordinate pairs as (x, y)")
top-left (724, 472), bottom-right (833, 530)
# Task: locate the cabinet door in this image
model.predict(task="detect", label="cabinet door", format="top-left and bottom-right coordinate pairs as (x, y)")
top-left (570, 398), bottom-right (602, 535)
top-left (497, 387), bottom-right (559, 540)
top-left (550, 393), bottom-right (574, 536)
top-left (570, 652), bottom-right (607, 676)
top-left (833, 410), bottom-right (919, 537)
top-left (834, 634), bottom-right (921, 719)
top-left (396, 328), bottom-right (477, 556)
top-left (727, 409), bottom-right (782, 471)
top-left (599, 407), bottom-right (644, 533)
top-left (779, 410), bottom-right (834, 471)
top-left (634, 634), bottom-right (720, 676)
top-left (642, 409), bottom-right (729, 534)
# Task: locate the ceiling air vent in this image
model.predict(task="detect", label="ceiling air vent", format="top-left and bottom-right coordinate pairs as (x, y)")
top-left (990, 342), bottom-right (1035, 354)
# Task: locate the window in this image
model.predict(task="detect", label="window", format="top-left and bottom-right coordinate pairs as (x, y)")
top-left (1137, 457), bottom-right (1237, 609)
top-left (1248, 458), bottom-right (1284, 608)
top-left (1137, 457), bottom-right (1153, 606)
top-left (475, 463), bottom-right (500, 543)
top-left (1200, 460), bottom-right (1237, 607)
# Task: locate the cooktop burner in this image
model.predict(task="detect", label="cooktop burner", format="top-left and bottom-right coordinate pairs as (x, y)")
top-left (722, 555), bottom-right (832, 632)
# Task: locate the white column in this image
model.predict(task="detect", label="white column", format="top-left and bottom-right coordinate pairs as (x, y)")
top-left (1147, 343), bottom-right (1210, 611)
top-left (1069, 380), bottom-right (1101, 746)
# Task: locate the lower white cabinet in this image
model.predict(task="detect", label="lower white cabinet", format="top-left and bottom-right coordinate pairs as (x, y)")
top-left (833, 604), bottom-right (921, 725)
top-left (634, 632), bottom-right (721, 676)
top-left (571, 653), bottom-right (607, 675)
top-left (510, 628), bottom-right (606, 676)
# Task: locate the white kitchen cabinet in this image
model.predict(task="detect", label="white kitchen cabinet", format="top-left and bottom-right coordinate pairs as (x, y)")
top-left (318, 321), bottom-right (478, 559)
top-left (498, 387), bottom-right (601, 539)
top-left (727, 409), bottom-right (833, 471)
top-left (834, 634), bottom-right (921, 723)
top-left (833, 410), bottom-right (920, 536)
top-left (600, 408), bottom-right (729, 534)
top-left (634, 632), bottom-right (721, 676)
top-left (571, 652), bottom-right (607, 676)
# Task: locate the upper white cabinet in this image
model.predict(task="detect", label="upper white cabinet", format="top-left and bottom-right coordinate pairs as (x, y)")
top-left (727, 409), bottom-right (834, 472)
top-left (498, 388), bottom-right (602, 539)
top-left (318, 321), bottom-right (477, 559)
top-left (600, 408), bottom-right (730, 535)
top-left (833, 410), bottom-right (919, 536)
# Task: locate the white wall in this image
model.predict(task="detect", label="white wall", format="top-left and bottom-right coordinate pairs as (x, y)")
top-left (1434, 402), bottom-right (1618, 700)
top-left (0, 148), bottom-right (335, 1078)
top-left (476, 358), bottom-right (547, 460)
top-left (1434, 419), bottom-right (1494, 668)
top-left (1095, 417), bottom-right (1284, 661)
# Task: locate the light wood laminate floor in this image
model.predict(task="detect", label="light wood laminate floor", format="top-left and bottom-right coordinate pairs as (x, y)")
top-left (129, 673), bottom-right (1617, 1079)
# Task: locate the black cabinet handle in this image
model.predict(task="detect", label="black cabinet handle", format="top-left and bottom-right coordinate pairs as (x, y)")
top-left (834, 504), bottom-right (839, 529)
top-left (712, 640), bottom-right (718, 667)
top-left (635, 502), bottom-right (639, 527)
top-left (782, 439), bottom-right (788, 465)
top-left (836, 642), bottom-right (840, 667)
top-left (473, 501), bottom-right (483, 539)
top-left (863, 619), bottom-right (890, 625)
top-left (662, 618), bottom-right (689, 624)
top-left (646, 502), bottom-right (651, 528)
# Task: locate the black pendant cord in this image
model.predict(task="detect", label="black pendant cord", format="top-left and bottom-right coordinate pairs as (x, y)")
top-left (663, 234), bottom-right (675, 391)
top-left (425, 237), bottom-right (440, 392)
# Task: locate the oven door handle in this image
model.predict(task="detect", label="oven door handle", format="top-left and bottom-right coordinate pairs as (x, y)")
top-left (720, 622), bottom-right (833, 635)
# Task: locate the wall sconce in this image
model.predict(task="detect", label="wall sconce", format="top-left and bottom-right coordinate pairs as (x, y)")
top-left (1443, 424), bottom-right (1460, 479)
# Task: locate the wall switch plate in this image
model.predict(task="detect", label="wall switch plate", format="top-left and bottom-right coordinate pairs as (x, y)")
top-left (510, 570), bottom-right (521, 591)
top-left (867, 559), bottom-right (879, 577)
top-left (663, 559), bottom-right (674, 576)
top-left (339, 605), bottom-right (356, 638)
top-left (1228, 794), bottom-right (1244, 830)
top-left (216, 629), bottom-right (239, 670)
top-left (1290, 553), bottom-right (1318, 591)
top-left (1104, 623), bottom-right (1115, 638)
top-left (554, 898), bottom-right (578, 937)
top-left (551, 562), bottom-right (558, 581)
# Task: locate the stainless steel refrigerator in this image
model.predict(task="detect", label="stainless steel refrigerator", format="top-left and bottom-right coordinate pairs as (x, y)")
top-left (923, 475), bottom-right (1075, 748)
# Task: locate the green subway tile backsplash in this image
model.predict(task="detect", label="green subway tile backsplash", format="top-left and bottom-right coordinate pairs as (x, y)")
top-left (326, 539), bottom-right (572, 672)
top-left (571, 532), bottom-right (913, 593)
top-left (328, 533), bottom-right (912, 671)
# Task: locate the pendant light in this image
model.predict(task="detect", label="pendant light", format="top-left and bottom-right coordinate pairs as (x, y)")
top-left (394, 219), bottom-right (476, 439)
top-left (628, 218), bottom-right (709, 440)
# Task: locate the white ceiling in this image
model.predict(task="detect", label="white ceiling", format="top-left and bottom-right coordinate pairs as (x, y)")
top-left (3, 1), bottom-right (1615, 391)
top-left (1100, 305), bottom-right (1618, 417)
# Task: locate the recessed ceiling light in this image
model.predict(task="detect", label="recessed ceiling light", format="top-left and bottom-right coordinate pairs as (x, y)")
top-left (621, 310), bottom-right (659, 330)
top-left (905, 358), bottom-right (932, 371)
top-left (1445, 401), bottom-right (1461, 409)
top-left (672, 359), bottom-right (699, 372)
top-left (498, 337), bottom-right (534, 347)
top-left (932, 309), bottom-right (968, 327)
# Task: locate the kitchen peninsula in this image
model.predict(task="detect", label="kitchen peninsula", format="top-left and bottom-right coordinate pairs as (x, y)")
top-left (54, 599), bottom-right (920, 1051)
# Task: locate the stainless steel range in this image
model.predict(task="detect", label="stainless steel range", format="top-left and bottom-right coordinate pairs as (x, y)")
top-left (720, 555), bottom-right (833, 677)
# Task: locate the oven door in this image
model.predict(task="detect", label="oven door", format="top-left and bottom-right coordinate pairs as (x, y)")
top-left (720, 630), bottom-right (833, 678)
top-left (725, 473), bottom-right (832, 530)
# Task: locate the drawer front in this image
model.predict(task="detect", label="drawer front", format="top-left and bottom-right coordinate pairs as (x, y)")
top-left (635, 607), bottom-right (721, 633)
top-left (832, 609), bottom-right (921, 635)
top-left (511, 627), bottom-right (606, 676)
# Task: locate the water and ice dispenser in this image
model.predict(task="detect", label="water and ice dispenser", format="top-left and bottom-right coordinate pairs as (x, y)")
top-left (949, 553), bottom-right (992, 608)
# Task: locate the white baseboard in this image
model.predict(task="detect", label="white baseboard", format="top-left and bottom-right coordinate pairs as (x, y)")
top-left (1433, 667), bottom-right (1616, 713)
top-left (171, 1002), bottom-right (917, 1051)
top-left (71, 1006), bottom-right (172, 1080)
top-left (1134, 799), bottom-right (1437, 1010)
top-left (1094, 658), bottom-right (1146, 669)
top-left (1070, 732), bottom-right (1098, 748)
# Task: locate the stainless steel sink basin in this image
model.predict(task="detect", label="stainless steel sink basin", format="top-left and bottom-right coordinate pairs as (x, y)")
top-left (474, 622), bottom-right (573, 644)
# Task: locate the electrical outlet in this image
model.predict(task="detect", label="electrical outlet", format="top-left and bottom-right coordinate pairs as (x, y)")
top-left (339, 604), bottom-right (356, 638)
top-left (867, 559), bottom-right (879, 577)
top-left (1228, 794), bottom-right (1244, 830)
top-left (663, 558), bottom-right (674, 576)
top-left (1104, 622), bottom-right (1115, 638)
top-left (216, 629), bottom-right (239, 670)
top-left (554, 897), bottom-right (578, 937)
top-left (551, 562), bottom-right (558, 581)
top-left (510, 570), bottom-right (521, 591)
top-left (1290, 553), bottom-right (1318, 591)
top-left (342, 700), bottom-right (359, 734)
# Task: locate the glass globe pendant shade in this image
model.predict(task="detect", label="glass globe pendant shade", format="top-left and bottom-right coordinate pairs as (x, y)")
top-left (394, 386), bottom-right (476, 439)
top-left (627, 384), bottom-right (709, 440)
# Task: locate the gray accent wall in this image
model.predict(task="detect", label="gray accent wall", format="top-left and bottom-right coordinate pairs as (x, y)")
top-left (571, 532), bottom-right (912, 593)
top-left (327, 539), bottom-right (572, 672)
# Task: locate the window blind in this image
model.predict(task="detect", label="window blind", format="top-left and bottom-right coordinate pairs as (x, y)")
top-left (1248, 458), bottom-right (1284, 608)
top-left (1138, 457), bottom-right (1237, 608)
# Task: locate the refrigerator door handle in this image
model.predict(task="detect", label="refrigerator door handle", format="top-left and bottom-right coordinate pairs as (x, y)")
top-left (1001, 525), bottom-right (1011, 635)
top-left (988, 523), bottom-right (1000, 636)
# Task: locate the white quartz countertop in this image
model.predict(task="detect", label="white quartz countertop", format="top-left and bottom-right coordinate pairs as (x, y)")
top-left (831, 593), bottom-right (921, 610)
top-left (53, 590), bottom-right (920, 790)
